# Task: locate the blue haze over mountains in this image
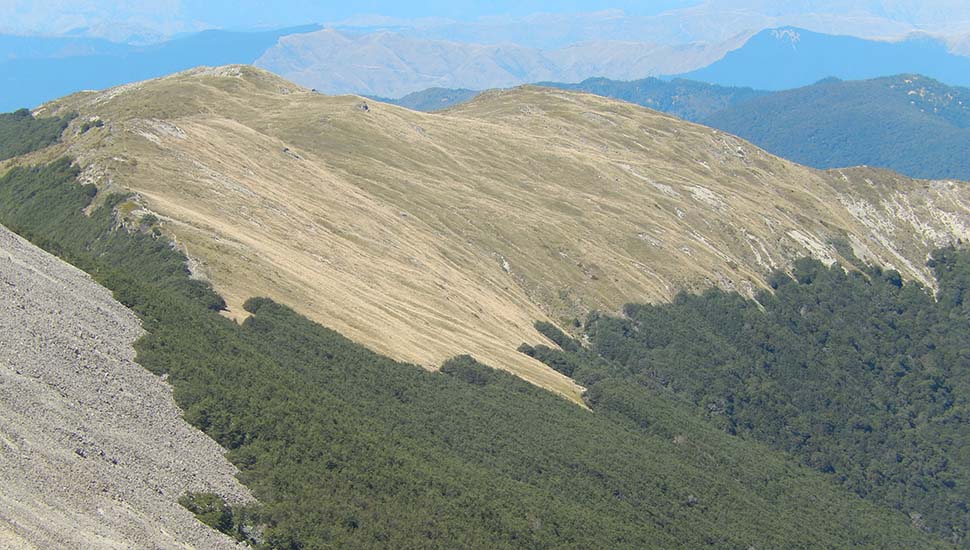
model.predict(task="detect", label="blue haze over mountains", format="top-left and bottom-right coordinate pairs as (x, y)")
top-left (7, 24), bottom-right (970, 112)
top-left (0, 25), bottom-right (319, 112)
top-left (681, 27), bottom-right (970, 90)
top-left (5, 3), bottom-right (970, 125)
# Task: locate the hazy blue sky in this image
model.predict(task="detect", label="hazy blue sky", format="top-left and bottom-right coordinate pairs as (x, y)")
top-left (2, 1), bottom-right (965, 41)
top-left (182, 1), bottom-right (699, 25)
top-left (0, 0), bottom-right (701, 36)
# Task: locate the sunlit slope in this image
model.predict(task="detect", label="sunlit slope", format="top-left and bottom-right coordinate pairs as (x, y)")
top-left (31, 65), bottom-right (970, 401)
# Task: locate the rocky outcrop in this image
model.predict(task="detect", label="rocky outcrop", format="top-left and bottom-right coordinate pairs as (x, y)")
top-left (0, 224), bottom-right (253, 549)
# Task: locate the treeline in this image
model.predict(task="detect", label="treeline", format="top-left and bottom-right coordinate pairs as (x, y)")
top-left (0, 108), bottom-right (75, 161)
top-left (527, 254), bottom-right (970, 544)
top-left (0, 159), bottom-right (946, 548)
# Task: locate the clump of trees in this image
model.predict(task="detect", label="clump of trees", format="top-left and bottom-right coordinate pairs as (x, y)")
top-left (0, 108), bottom-right (75, 161)
top-left (178, 492), bottom-right (234, 534)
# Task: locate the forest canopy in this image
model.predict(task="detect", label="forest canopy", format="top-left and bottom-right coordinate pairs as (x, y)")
top-left (525, 253), bottom-right (970, 544)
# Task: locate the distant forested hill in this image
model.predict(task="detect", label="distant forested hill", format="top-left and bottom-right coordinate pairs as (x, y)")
top-left (516, 73), bottom-right (970, 181)
top-left (702, 74), bottom-right (970, 180)
top-left (371, 87), bottom-right (480, 112)
top-left (385, 78), bottom-right (764, 121)
top-left (538, 77), bottom-right (767, 121)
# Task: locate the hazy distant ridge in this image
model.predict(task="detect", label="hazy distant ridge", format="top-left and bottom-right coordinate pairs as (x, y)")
top-left (255, 28), bottom-right (741, 98)
top-left (0, 25), bottom-right (320, 111)
top-left (682, 27), bottom-right (970, 90)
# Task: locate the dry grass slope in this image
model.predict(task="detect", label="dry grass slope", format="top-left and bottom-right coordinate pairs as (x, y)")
top-left (21, 65), bottom-right (970, 403)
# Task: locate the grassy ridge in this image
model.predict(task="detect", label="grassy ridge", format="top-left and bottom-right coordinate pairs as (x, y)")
top-left (0, 160), bottom-right (947, 548)
top-left (44, 68), bottom-right (970, 401)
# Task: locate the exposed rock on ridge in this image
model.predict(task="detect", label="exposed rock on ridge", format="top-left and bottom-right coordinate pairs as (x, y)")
top-left (0, 224), bottom-right (252, 549)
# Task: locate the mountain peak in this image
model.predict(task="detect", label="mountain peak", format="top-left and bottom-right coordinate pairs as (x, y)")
top-left (41, 64), bottom-right (311, 120)
top-left (159, 64), bottom-right (303, 91)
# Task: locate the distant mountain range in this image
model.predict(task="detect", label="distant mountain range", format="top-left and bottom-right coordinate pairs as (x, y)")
top-left (253, 28), bottom-right (740, 98)
top-left (325, 3), bottom-right (970, 50)
top-left (0, 25), bottom-right (319, 111)
top-left (681, 27), bottom-right (970, 90)
top-left (0, 34), bottom-right (129, 60)
top-left (258, 26), bottom-right (970, 101)
top-left (11, 1), bottom-right (970, 52)
top-left (10, 21), bottom-right (970, 123)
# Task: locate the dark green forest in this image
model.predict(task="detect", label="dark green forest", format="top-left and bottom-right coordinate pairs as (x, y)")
top-left (525, 255), bottom-right (970, 545)
top-left (0, 159), bottom-right (949, 548)
top-left (0, 108), bottom-right (75, 161)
